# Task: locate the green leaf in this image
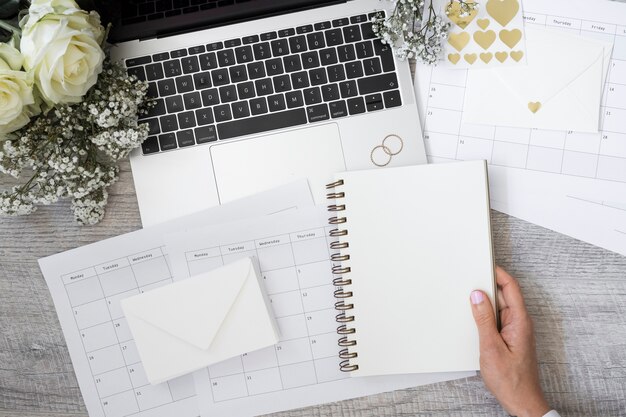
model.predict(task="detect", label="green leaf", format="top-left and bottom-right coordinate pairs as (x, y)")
top-left (0, 0), bottom-right (20, 19)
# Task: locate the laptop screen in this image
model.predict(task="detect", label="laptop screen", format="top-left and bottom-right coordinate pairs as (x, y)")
top-left (104, 0), bottom-right (345, 43)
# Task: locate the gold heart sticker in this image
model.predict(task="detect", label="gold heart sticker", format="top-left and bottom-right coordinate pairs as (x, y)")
top-left (464, 53), bottom-right (478, 64)
top-left (477, 18), bottom-right (490, 30)
top-left (486, 0), bottom-right (520, 27)
top-left (495, 51), bottom-right (508, 62)
top-left (510, 50), bottom-right (524, 62)
top-left (446, 0), bottom-right (479, 29)
top-left (500, 29), bottom-right (522, 48)
top-left (449, 32), bottom-right (471, 52)
top-left (448, 53), bottom-right (461, 64)
top-left (474, 30), bottom-right (496, 50)
top-left (528, 102), bottom-right (542, 113)
top-left (480, 52), bottom-right (493, 63)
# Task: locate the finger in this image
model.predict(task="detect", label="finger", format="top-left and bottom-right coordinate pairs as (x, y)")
top-left (495, 266), bottom-right (528, 315)
top-left (470, 290), bottom-right (503, 352)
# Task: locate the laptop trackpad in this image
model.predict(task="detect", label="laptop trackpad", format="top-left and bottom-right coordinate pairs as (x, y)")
top-left (211, 123), bottom-right (346, 204)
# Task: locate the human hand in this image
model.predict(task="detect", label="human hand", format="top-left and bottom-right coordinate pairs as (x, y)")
top-left (470, 267), bottom-right (550, 417)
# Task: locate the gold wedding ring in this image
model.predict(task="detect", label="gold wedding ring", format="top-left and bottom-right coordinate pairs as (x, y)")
top-left (370, 134), bottom-right (404, 167)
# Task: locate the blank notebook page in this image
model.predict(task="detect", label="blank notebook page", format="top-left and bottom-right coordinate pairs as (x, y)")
top-left (336, 160), bottom-right (495, 377)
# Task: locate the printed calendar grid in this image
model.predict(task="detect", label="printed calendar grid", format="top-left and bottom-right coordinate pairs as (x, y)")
top-left (62, 247), bottom-right (196, 417)
top-left (422, 14), bottom-right (626, 185)
top-left (183, 226), bottom-right (347, 404)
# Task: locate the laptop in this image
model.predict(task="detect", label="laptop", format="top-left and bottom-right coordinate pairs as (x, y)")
top-left (107, 0), bottom-right (427, 226)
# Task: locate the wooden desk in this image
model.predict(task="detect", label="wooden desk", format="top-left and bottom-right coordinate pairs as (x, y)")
top-left (2, 11), bottom-right (626, 417)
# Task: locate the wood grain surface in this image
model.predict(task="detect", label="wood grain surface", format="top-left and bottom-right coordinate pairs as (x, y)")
top-left (2, 13), bottom-right (626, 417)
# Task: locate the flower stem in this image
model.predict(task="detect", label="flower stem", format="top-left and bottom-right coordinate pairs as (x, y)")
top-left (0, 20), bottom-right (21, 36)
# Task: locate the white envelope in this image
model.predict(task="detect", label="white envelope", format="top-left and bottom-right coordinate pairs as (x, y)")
top-left (121, 257), bottom-right (279, 385)
top-left (463, 26), bottom-right (613, 133)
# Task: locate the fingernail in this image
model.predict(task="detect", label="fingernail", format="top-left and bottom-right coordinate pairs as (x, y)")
top-left (471, 290), bottom-right (484, 305)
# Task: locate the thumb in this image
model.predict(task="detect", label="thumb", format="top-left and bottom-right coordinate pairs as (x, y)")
top-left (470, 290), bottom-right (502, 351)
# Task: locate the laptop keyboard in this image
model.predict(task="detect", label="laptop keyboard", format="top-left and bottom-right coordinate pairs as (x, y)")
top-left (125, 12), bottom-right (403, 155)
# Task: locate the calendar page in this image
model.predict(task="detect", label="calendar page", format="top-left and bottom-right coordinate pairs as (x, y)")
top-left (38, 182), bottom-right (315, 417)
top-left (414, 0), bottom-right (626, 255)
top-left (165, 207), bottom-right (474, 417)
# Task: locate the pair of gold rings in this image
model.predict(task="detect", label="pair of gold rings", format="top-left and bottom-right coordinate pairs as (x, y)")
top-left (370, 134), bottom-right (404, 167)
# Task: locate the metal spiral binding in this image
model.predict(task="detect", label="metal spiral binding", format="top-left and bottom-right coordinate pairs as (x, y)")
top-left (326, 179), bottom-right (359, 372)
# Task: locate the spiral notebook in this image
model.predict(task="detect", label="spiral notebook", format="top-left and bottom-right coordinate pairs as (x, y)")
top-left (327, 160), bottom-right (496, 376)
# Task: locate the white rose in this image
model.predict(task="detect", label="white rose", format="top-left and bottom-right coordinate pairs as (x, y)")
top-left (0, 43), bottom-right (38, 139)
top-left (20, 0), bottom-right (106, 106)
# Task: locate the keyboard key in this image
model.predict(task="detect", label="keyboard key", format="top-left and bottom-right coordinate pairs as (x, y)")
top-left (339, 80), bottom-right (358, 98)
top-left (273, 75), bottom-right (292, 93)
top-left (171, 48), bottom-right (188, 58)
top-left (309, 68), bottom-right (328, 86)
top-left (235, 46), bottom-right (254, 64)
top-left (196, 108), bottom-right (214, 125)
top-left (201, 88), bottom-right (220, 106)
top-left (160, 114), bottom-right (179, 132)
top-left (356, 41), bottom-right (374, 59)
top-left (368, 11), bottom-right (385, 20)
top-left (271, 39), bottom-right (289, 57)
top-left (291, 71), bottom-right (310, 89)
top-left (217, 108), bottom-right (307, 140)
top-left (347, 96), bottom-right (365, 115)
top-left (247, 61), bottom-right (266, 79)
top-left (181, 56), bottom-right (200, 73)
top-left (157, 79), bottom-right (176, 96)
top-left (126, 56), bottom-right (151, 67)
top-left (350, 14), bottom-right (368, 24)
top-left (158, 133), bottom-right (177, 151)
top-left (214, 104), bottom-right (233, 122)
top-left (243, 35), bottom-right (260, 45)
top-left (183, 92), bottom-right (202, 110)
top-left (177, 129), bottom-right (195, 147)
top-left (373, 40), bottom-right (395, 72)
top-left (296, 24), bottom-right (313, 34)
top-left (267, 94), bottom-right (286, 112)
top-left (285, 90), bottom-right (304, 108)
top-left (217, 49), bottom-right (236, 67)
top-left (260, 31), bottom-right (277, 41)
top-left (332, 18), bottom-right (349, 27)
top-left (298, 52), bottom-right (318, 70)
top-left (250, 97), bottom-right (268, 115)
top-left (357, 72), bottom-right (398, 95)
top-left (342, 25), bottom-right (362, 43)
top-left (307, 32), bottom-right (326, 49)
top-left (178, 111), bottom-right (196, 129)
top-left (237, 81), bottom-right (256, 99)
top-left (265, 58), bottom-right (284, 76)
top-left (314, 21), bottom-right (332, 31)
top-left (384, 90), bottom-right (402, 108)
top-left (327, 64), bottom-right (346, 82)
top-left (193, 71), bottom-right (212, 89)
top-left (255, 78), bottom-right (274, 96)
top-left (127, 66), bottom-right (147, 81)
top-left (211, 68), bottom-right (230, 86)
top-left (164, 60), bottom-right (182, 77)
top-left (188, 45), bottom-right (205, 55)
top-left (304, 87), bottom-right (322, 105)
top-left (289, 35), bottom-right (308, 53)
top-left (319, 48), bottom-right (338, 66)
top-left (365, 93), bottom-right (384, 111)
top-left (231, 101), bottom-right (251, 119)
top-left (175, 75), bottom-right (194, 93)
top-left (199, 52), bottom-right (218, 70)
top-left (153, 52), bottom-right (170, 62)
top-left (166, 95), bottom-right (184, 113)
top-left (283, 55), bottom-right (302, 73)
top-left (325, 28), bottom-right (343, 46)
top-left (147, 82), bottom-right (158, 99)
top-left (279, 28), bottom-right (296, 38)
top-left (142, 136), bottom-right (160, 154)
top-left (363, 57), bottom-right (382, 75)
top-left (229, 65), bottom-right (248, 83)
top-left (145, 118), bottom-right (161, 135)
top-left (322, 84), bottom-right (340, 101)
top-left (253, 42), bottom-right (272, 60)
top-left (361, 22), bottom-right (377, 40)
top-left (307, 104), bottom-right (329, 122)
top-left (142, 98), bottom-right (166, 119)
top-left (329, 100), bottom-right (348, 118)
top-left (146, 63), bottom-right (164, 80)
top-left (337, 44), bottom-right (356, 62)
top-left (195, 125), bottom-right (217, 143)
top-left (345, 61), bottom-right (364, 79)
top-left (224, 38), bottom-right (242, 48)
top-left (219, 85), bottom-right (238, 103)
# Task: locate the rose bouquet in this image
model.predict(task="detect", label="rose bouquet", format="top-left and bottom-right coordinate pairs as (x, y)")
top-left (0, 0), bottom-right (151, 224)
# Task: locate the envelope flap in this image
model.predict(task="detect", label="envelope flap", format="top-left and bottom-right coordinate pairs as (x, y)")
top-left (122, 258), bottom-right (254, 350)
top-left (493, 26), bottom-right (605, 102)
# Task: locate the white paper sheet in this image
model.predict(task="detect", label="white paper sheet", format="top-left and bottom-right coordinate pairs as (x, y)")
top-left (165, 207), bottom-right (475, 417)
top-left (38, 181), bottom-right (314, 417)
top-left (414, 0), bottom-right (626, 255)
